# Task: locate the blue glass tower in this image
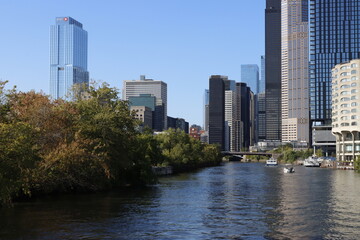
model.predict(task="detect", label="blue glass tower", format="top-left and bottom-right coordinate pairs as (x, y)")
top-left (50, 17), bottom-right (89, 99)
top-left (310, 0), bottom-right (360, 125)
top-left (241, 64), bottom-right (259, 94)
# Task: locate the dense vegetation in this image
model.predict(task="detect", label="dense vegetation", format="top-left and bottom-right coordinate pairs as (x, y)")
top-left (271, 144), bottom-right (319, 163)
top-left (0, 81), bottom-right (221, 206)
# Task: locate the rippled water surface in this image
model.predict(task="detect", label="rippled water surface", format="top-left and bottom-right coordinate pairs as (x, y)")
top-left (2, 162), bottom-right (360, 239)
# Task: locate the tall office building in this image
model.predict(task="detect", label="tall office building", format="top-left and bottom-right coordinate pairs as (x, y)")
top-left (204, 89), bottom-right (209, 132)
top-left (281, 0), bottom-right (309, 144)
top-left (265, 0), bottom-right (282, 141)
top-left (225, 81), bottom-right (236, 151)
top-left (241, 64), bottom-right (259, 94)
top-left (50, 17), bottom-right (89, 100)
top-left (257, 93), bottom-right (266, 141)
top-left (235, 83), bottom-right (254, 150)
top-left (309, 0), bottom-right (360, 153)
top-left (259, 55), bottom-right (266, 94)
top-left (208, 75), bottom-right (227, 150)
top-left (123, 75), bottom-right (167, 131)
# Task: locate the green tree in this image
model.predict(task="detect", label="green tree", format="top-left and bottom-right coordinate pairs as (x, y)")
top-left (0, 122), bottom-right (39, 206)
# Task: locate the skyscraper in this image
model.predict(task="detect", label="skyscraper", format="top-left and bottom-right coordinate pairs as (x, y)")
top-left (235, 82), bottom-right (254, 150)
top-left (50, 17), bottom-right (89, 100)
top-left (208, 75), bottom-right (227, 150)
top-left (123, 75), bottom-right (167, 131)
top-left (259, 55), bottom-right (266, 94)
top-left (241, 64), bottom-right (259, 94)
top-left (225, 80), bottom-right (236, 151)
top-left (204, 89), bottom-right (209, 132)
top-left (309, 0), bottom-right (360, 153)
top-left (281, 0), bottom-right (309, 144)
top-left (257, 93), bottom-right (266, 141)
top-left (265, 0), bottom-right (282, 141)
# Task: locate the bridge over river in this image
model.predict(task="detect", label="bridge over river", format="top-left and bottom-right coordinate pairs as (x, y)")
top-left (221, 151), bottom-right (280, 160)
top-left (222, 151), bottom-right (273, 156)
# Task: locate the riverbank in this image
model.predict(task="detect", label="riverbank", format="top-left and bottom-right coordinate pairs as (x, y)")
top-left (0, 82), bottom-right (222, 207)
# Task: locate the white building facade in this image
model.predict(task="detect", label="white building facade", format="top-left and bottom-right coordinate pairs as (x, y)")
top-left (332, 59), bottom-right (360, 163)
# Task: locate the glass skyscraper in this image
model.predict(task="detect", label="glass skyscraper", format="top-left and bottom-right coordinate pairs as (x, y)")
top-left (259, 55), bottom-right (265, 94)
top-left (265, 0), bottom-right (282, 141)
top-left (50, 17), bottom-right (89, 100)
top-left (240, 64), bottom-right (259, 94)
top-left (310, 0), bottom-right (360, 153)
top-left (310, 0), bottom-right (360, 125)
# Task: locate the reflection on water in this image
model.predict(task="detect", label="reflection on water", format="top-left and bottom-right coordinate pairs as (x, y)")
top-left (1, 163), bottom-right (360, 239)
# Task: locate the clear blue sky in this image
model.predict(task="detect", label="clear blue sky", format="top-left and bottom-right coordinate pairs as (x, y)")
top-left (0, 0), bottom-right (264, 126)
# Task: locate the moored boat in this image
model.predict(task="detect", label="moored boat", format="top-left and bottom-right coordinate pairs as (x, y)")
top-left (304, 156), bottom-right (320, 167)
top-left (266, 157), bottom-right (278, 166)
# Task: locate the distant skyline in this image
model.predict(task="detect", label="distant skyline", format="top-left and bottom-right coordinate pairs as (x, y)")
top-left (0, 0), bottom-right (265, 125)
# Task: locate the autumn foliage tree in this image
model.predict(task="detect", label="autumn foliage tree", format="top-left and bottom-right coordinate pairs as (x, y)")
top-left (0, 81), bottom-right (221, 206)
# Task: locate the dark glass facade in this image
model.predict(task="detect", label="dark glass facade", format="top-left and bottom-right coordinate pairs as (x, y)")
top-left (235, 83), bottom-right (252, 150)
top-left (310, 0), bottom-right (360, 125)
top-left (209, 75), bottom-right (227, 150)
top-left (265, 0), bottom-right (282, 141)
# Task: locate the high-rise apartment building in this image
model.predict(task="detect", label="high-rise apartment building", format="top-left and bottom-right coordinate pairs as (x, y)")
top-left (123, 75), bottom-right (167, 131)
top-left (331, 59), bottom-right (360, 163)
top-left (309, 0), bottom-right (360, 153)
top-left (50, 17), bottom-right (89, 100)
top-left (241, 64), bottom-right (259, 94)
top-left (265, 0), bottom-right (282, 141)
top-left (281, 0), bottom-right (309, 144)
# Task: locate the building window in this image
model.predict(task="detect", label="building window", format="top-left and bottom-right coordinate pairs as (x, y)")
top-left (351, 70), bottom-right (357, 74)
top-left (345, 145), bottom-right (353, 151)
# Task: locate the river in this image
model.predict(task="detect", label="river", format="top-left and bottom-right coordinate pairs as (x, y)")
top-left (1, 162), bottom-right (360, 240)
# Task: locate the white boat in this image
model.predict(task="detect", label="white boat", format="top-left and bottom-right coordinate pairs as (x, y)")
top-left (304, 156), bottom-right (320, 167)
top-left (284, 166), bottom-right (295, 173)
top-left (266, 157), bottom-right (278, 166)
